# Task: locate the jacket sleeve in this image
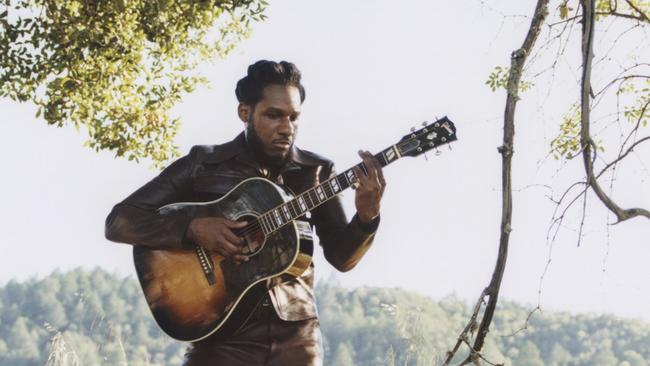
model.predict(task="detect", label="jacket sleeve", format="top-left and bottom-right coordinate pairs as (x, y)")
top-left (104, 152), bottom-right (195, 249)
top-left (311, 164), bottom-right (380, 272)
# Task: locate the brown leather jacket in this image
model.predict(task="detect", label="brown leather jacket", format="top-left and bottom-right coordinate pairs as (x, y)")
top-left (105, 133), bottom-right (379, 321)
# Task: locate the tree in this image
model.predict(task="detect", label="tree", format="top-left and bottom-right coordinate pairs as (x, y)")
top-left (514, 341), bottom-right (545, 366)
top-left (330, 342), bottom-right (355, 366)
top-left (548, 343), bottom-right (572, 366)
top-left (622, 350), bottom-right (647, 366)
top-left (0, 0), bottom-right (268, 166)
top-left (445, 0), bottom-right (649, 364)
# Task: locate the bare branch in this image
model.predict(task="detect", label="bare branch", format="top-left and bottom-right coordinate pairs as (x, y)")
top-left (598, 136), bottom-right (650, 177)
top-left (470, 1), bottom-right (550, 354)
top-left (442, 289), bottom-right (488, 365)
top-left (444, 2), bottom-right (551, 365)
top-left (579, 0), bottom-right (650, 222)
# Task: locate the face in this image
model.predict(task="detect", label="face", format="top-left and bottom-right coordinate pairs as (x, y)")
top-left (239, 84), bottom-right (302, 164)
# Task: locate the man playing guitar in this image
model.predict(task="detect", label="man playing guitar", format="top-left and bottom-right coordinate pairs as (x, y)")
top-left (105, 60), bottom-right (385, 365)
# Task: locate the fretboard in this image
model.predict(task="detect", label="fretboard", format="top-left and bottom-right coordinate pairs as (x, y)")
top-left (256, 144), bottom-right (402, 235)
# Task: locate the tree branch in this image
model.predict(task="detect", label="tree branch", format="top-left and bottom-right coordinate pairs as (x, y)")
top-left (624, 0), bottom-right (650, 22)
top-left (579, 0), bottom-right (650, 222)
top-left (442, 2), bottom-right (550, 365)
top-left (442, 289), bottom-right (488, 365)
top-left (469, 0), bottom-right (549, 356)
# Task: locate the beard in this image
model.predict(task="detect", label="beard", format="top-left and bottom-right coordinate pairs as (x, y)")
top-left (245, 117), bottom-right (291, 168)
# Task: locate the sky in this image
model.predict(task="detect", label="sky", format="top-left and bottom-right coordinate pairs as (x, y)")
top-left (1, 0), bottom-right (649, 323)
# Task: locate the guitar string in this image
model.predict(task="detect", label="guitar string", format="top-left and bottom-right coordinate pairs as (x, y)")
top-left (229, 152), bottom-right (391, 240)
top-left (224, 143), bottom-right (410, 241)
top-left (231, 175), bottom-right (341, 240)
top-left (231, 162), bottom-right (366, 241)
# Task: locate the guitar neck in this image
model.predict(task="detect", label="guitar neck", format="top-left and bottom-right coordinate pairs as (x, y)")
top-left (252, 116), bottom-right (457, 235)
top-left (256, 145), bottom-right (402, 235)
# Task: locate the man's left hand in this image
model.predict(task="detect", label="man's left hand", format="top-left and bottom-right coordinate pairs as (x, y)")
top-left (351, 150), bottom-right (386, 223)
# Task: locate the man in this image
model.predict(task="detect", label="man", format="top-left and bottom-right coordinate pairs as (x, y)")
top-left (105, 60), bottom-right (385, 365)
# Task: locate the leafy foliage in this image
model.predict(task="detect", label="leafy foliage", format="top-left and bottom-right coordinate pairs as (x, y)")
top-left (550, 103), bottom-right (605, 160)
top-left (2, 269), bottom-right (650, 365)
top-left (485, 65), bottom-right (534, 92)
top-left (0, 0), bottom-right (267, 166)
top-left (623, 79), bottom-right (650, 127)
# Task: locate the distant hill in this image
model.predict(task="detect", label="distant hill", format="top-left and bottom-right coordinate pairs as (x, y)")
top-left (0, 268), bottom-right (648, 365)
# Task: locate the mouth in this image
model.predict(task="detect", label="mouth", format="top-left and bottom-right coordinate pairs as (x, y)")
top-left (272, 140), bottom-right (292, 149)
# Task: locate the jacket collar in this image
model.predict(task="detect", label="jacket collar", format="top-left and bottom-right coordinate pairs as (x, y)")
top-left (202, 132), bottom-right (322, 172)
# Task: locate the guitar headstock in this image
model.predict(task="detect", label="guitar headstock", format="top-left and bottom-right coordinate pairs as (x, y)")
top-left (397, 116), bottom-right (457, 158)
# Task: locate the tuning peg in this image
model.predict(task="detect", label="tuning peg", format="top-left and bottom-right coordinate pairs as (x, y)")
top-left (422, 121), bottom-right (427, 126)
top-left (410, 126), bottom-right (416, 132)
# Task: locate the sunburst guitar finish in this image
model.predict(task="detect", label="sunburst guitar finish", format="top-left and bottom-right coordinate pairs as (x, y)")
top-left (133, 178), bottom-right (314, 342)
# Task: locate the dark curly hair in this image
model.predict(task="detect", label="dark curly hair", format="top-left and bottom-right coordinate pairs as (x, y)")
top-left (235, 60), bottom-right (306, 106)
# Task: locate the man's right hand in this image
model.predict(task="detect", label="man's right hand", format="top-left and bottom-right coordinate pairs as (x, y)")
top-left (187, 217), bottom-right (249, 264)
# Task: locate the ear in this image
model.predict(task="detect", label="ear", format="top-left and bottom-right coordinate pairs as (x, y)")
top-left (238, 103), bottom-right (251, 124)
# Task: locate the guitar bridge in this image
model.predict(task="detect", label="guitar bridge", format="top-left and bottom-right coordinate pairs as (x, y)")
top-left (195, 245), bottom-right (216, 285)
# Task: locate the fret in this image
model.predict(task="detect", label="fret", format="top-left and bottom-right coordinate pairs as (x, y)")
top-left (323, 181), bottom-right (334, 196)
top-left (272, 209), bottom-right (283, 226)
top-left (259, 216), bottom-right (270, 234)
top-left (294, 199), bottom-right (304, 215)
top-left (288, 200), bottom-right (299, 217)
top-left (303, 191), bottom-right (313, 209)
top-left (359, 162), bottom-right (368, 175)
top-left (322, 182), bottom-right (331, 196)
top-left (345, 170), bottom-right (355, 185)
top-left (336, 173), bottom-right (350, 190)
top-left (265, 213), bottom-right (276, 231)
top-left (391, 145), bottom-right (401, 160)
top-left (298, 196), bottom-right (308, 211)
top-left (316, 186), bottom-right (326, 201)
top-left (330, 178), bottom-right (341, 193)
top-left (309, 189), bottom-right (320, 205)
top-left (281, 205), bottom-right (291, 221)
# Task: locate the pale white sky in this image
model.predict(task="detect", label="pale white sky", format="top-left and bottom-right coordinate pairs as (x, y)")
top-left (1, 0), bottom-right (649, 323)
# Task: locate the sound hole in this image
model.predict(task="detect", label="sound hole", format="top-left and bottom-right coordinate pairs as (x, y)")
top-left (238, 214), bottom-right (266, 256)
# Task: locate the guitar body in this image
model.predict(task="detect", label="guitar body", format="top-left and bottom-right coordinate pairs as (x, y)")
top-left (133, 178), bottom-right (314, 342)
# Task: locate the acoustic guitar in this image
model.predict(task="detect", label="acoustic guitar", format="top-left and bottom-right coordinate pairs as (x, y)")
top-left (133, 117), bottom-right (457, 342)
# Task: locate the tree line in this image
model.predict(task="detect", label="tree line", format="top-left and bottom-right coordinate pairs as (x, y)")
top-left (0, 268), bottom-right (648, 365)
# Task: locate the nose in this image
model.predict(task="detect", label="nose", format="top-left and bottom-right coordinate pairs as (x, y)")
top-left (277, 117), bottom-right (295, 137)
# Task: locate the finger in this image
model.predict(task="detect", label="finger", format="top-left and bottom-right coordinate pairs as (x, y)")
top-left (357, 150), bottom-right (371, 177)
top-left (367, 151), bottom-right (385, 183)
top-left (363, 151), bottom-right (385, 192)
top-left (359, 152), bottom-right (381, 191)
top-left (360, 150), bottom-right (380, 183)
top-left (220, 239), bottom-right (245, 258)
top-left (351, 166), bottom-right (364, 189)
top-left (368, 154), bottom-right (386, 191)
top-left (233, 254), bottom-right (250, 264)
top-left (223, 218), bottom-right (248, 228)
top-left (222, 228), bottom-right (245, 245)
